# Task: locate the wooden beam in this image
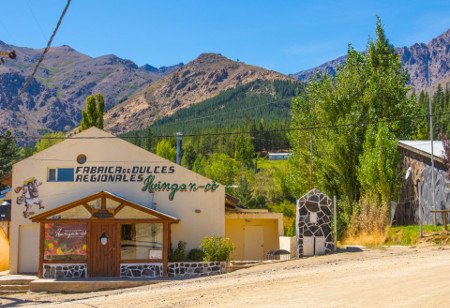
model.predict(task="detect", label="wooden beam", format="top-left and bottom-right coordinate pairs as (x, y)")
top-left (82, 203), bottom-right (93, 214)
top-left (38, 223), bottom-right (44, 278)
top-left (163, 222), bottom-right (169, 278)
top-left (114, 203), bottom-right (126, 216)
top-left (31, 192), bottom-right (105, 221)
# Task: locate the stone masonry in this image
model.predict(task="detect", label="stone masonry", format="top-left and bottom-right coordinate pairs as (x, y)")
top-left (168, 262), bottom-right (226, 279)
top-left (120, 263), bottom-right (163, 278)
top-left (43, 263), bottom-right (87, 279)
top-left (296, 188), bottom-right (334, 257)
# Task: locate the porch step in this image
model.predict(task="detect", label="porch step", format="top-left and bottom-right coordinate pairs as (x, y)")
top-left (30, 278), bottom-right (168, 293)
top-left (0, 284), bottom-right (30, 294)
top-left (0, 278), bottom-right (35, 285)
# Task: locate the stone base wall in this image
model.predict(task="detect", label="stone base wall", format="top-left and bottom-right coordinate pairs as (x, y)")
top-left (168, 262), bottom-right (226, 278)
top-left (43, 263), bottom-right (87, 279)
top-left (120, 263), bottom-right (163, 278)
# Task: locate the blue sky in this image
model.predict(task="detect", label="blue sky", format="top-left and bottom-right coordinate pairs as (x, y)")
top-left (0, 1), bottom-right (449, 74)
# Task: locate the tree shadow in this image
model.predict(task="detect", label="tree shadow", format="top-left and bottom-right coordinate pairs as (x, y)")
top-left (0, 296), bottom-right (52, 307)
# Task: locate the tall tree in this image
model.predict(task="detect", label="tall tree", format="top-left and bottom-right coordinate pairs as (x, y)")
top-left (35, 132), bottom-right (66, 153)
top-left (0, 130), bottom-right (19, 181)
top-left (289, 17), bottom-right (419, 228)
top-left (204, 153), bottom-right (236, 185)
top-left (181, 144), bottom-right (197, 170)
top-left (79, 94), bottom-right (105, 132)
top-left (144, 128), bottom-right (155, 152)
top-left (234, 134), bottom-right (255, 168)
top-left (131, 132), bottom-right (141, 147)
top-left (155, 139), bottom-right (176, 162)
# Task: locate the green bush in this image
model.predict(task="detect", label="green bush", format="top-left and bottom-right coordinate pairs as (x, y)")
top-left (186, 248), bottom-right (205, 261)
top-left (200, 236), bottom-right (235, 261)
top-left (169, 241), bottom-right (186, 262)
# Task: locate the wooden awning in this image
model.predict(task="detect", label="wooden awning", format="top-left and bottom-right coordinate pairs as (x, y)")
top-left (30, 191), bottom-right (179, 223)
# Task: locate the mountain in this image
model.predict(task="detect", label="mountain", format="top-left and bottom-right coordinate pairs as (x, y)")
top-left (291, 29), bottom-right (450, 93)
top-left (0, 40), bottom-right (174, 137)
top-left (104, 53), bottom-right (294, 134)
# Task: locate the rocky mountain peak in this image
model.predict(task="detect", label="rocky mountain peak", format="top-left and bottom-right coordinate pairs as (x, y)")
top-left (104, 53), bottom-right (293, 133)
top-left (291, 28), bottom-right (450, 93)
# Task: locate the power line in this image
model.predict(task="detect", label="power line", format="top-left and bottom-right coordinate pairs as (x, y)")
top-left (0, 0), bottom-right (72, 119)
top-left (152, 97), bottom-right (291, 128)
top-left (0, 19), bottom-right (14, 42)
top-left (4, 111), bottom-right (450, 141)
top-left (25, 0), bottom-right (48, 42)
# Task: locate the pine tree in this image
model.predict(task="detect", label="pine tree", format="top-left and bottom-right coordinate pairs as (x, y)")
top-left (0, 130), bottom-right (19, 181)
top-left (234, 134), bottom-right (255, 168)
top-left (144, 128), bottom-right (155, 152)
top-left (181, 144), bottom-right (197, 169)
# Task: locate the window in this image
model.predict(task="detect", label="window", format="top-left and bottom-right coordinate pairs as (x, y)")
top-left (121, 223), bottom-right (163, 260)
top-left (44, 223), bottom-right (87, 261)
top-left (47, 168), bottom-right (74, 182)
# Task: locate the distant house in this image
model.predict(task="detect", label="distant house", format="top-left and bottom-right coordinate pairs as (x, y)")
top-left (268, 152), bottom-right (292, 160)
top-left (394, 141), bottom-right (449, 225)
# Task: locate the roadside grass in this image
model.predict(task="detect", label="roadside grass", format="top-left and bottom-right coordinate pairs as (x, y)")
top-left (341, 231), bottom-right (387, 248)
top-left (342, 225), bottom-right (448, 248)
top-left (385, 225), bottom-right (444, 246)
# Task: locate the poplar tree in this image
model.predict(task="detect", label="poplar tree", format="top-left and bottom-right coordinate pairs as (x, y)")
top-left (79, 94), bottom-right (105, 132)
top-left (289, 17), bottom-right (420, 228)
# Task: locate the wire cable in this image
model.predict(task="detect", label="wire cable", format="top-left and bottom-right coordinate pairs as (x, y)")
top-left (4, 111), bottom-right (450, 141)
top-left (0, 0), bottom-right (72, 118)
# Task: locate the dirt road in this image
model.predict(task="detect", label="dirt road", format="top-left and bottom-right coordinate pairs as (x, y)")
top-left (2, 246), bottom-right (450, 307)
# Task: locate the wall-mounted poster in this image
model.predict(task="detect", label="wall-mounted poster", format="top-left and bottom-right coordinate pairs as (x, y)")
top-left (44, 223), bottom-right (87, 261)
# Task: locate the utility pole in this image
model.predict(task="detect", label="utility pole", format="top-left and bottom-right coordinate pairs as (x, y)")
top-left (429, 99), bottom-right (436, 224)
top-left (176, 132), bottom-right (183, 165)
top-left (333, 195), bottom-right (337, 252)
top-left (310, 132), bottom-right (314, 189)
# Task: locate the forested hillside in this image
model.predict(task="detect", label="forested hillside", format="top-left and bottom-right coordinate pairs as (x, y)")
top-left (147, 79), bottom-right (302, 136)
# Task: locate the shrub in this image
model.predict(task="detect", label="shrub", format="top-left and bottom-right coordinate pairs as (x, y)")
top-left (169, 241), bottom-right (186, 262)
top-left (186, 248), bottom-right (205, 261)
top-left (200, 236), bottom-right (235, 261)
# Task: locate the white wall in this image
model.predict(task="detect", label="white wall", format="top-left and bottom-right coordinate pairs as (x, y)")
top-left (279, 236), bottom-right (296, 258)
top-left (10, 128), bottom-right (224, 274)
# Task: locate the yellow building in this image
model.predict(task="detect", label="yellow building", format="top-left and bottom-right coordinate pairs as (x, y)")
top-left (225, 195), bottom-right (283, 260)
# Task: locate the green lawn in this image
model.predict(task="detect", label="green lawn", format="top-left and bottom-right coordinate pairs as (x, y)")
top-left (256, 158), bottom-right (289, 171)
top-left (385, 225), bottom-right (445, 245)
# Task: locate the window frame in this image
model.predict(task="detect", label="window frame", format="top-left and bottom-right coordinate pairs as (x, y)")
top-left (47, 167), bottom-right (75, 182)
top-left (120, 222), bottom-right (164, 262)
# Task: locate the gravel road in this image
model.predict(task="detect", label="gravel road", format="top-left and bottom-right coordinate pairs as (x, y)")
top-left (2, 245), bottom-right (450, 307)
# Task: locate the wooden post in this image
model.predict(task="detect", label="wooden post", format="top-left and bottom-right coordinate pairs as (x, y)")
top-left (418, 183), bottom-right (423, 238)
top-left (333, 196), bottom-right (337, 252)
top-left (38, 223), bottom-right (44, 278)
top-left (162, 222), bottom-right (169, 278)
